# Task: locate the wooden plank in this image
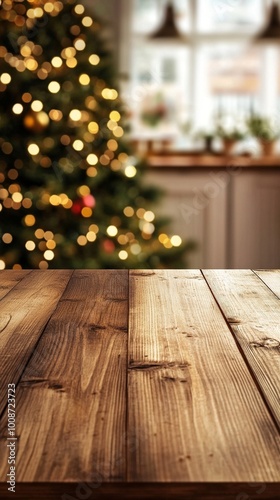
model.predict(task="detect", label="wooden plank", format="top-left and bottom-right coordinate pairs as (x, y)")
top-left (0, 482), bottom-right (279, 500)
top-left (254, 269), bottom-right (280, 299)
top-left (203, 270), bottom-right (280, 427)
top-left (128, 270), bottom-right (280, 485)
top-left (0, 270), bottom-right (128, 484)
top-left (0, 270), bottom-right (71, 416)
top-left (0, 270), bottom-right (31, 301)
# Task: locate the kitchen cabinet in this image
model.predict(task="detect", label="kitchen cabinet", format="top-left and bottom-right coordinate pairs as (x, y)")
top-left (145, 157), bottom-right (280, 268)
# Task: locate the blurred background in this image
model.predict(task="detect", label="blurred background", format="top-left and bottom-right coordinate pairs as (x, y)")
top-left (90, 0), bottom-right (280, 268)
top-left (1, 0), bottom-right (280, 269)
top-left (93, 0), bottom-right (280, 144)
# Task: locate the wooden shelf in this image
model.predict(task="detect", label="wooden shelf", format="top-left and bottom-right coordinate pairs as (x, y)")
top-left (147, 153), bottom-right (280, 168)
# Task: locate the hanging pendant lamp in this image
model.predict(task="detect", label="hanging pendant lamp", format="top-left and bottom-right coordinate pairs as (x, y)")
top-left (255, 1), bottom-right (280, 42)
top-left (150, 1), bottom-right (184, 40)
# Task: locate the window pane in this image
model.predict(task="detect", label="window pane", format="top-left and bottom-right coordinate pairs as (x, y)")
top-left (132, 0), bottom-right (159, 34)
top-left (132, 0), bottom-right (190, 35)
top-left (197, 0), bottom-right (264, 32)
top-left (162, 58), bottom-right (176, 82)
top-left (129, 46), bottom-right (190, 140)
top-left (194, 44), bottom-right (262, 129)
top-left (174, 0), bottom-right (191, 34)
top-left (209, 45), bottom-right (261, 95)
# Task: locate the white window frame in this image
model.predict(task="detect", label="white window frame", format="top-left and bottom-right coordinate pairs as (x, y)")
top-left (119, 0), bottom-right (279, 141)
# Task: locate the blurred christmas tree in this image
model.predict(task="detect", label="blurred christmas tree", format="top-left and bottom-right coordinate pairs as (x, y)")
top-left (0, 0), bottom-right (193, 269)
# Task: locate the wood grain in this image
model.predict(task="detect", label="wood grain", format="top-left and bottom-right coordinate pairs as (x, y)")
top-left (0, 270), bottom-right (71, 416)
top-left (254, 269), bottom-right (280, 299)
top-left (128, 270), bottom-right (280, 483)
top-left (203, 270), bottom-right (280, 427)
top-left (0, 270), bottom-right (32, 301)
top-left (0, 269), bottom-right (279, 498)
top-left (0, 271), bottom-right (128, 483)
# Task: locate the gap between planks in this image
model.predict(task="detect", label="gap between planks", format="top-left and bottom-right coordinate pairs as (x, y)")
top-left (0, 270), bottom-right (129, 483)
top-left (127, 270), bottom-right (280, 483)
top-left (253, 270), bottom-right (280, 300)
top-left (202, 269), bottom-right (280, 431)
top-left (0, 270), bottom-right (73, 419)
top-left (0, 270), bottom-right (33, 302)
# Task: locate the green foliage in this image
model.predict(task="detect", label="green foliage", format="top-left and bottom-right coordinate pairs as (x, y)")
top-left (215, 125), bottom-right (246, 141)
top-left (247, 114), bottom-right (279, 141)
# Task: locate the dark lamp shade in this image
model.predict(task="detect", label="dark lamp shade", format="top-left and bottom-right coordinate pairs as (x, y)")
top-left (255, 3), bottom-right (280, 42)
top-left (150, 3), bottom-right (184, 40)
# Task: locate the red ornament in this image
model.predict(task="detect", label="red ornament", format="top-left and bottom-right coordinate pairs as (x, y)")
top-left (103, 239), bottom-right (115, 254)
top-left (71, 198), bottom-right (83, 215)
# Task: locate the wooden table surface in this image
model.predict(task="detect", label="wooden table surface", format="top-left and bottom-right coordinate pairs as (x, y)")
top-left (0, 270), bottom-right (279, 500)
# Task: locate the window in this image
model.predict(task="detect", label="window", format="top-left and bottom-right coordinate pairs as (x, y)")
top-left (123, 0), bottom-right (277, 149)
top-left (196, 44), bottom-right (262, 128)
top-left (129, 44), bottom-right (190, 141)
top-left (197, 0), bottom-right (264, 33)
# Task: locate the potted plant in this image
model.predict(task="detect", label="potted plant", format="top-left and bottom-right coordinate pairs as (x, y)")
top-left (215, 125), bottom-right (246, 155)
top-left (247, 114), bottom-right (279, 156)
top-left (196, 129), bottom-right (215, 153)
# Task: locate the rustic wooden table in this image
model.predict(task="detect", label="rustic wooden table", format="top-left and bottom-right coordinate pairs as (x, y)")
top-left (0, 270), bottom-right (279, 500)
